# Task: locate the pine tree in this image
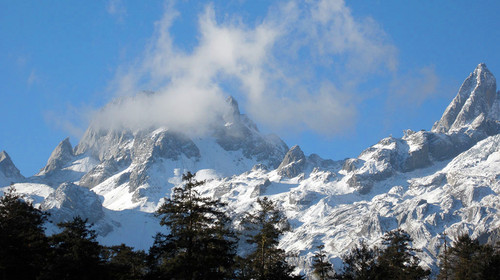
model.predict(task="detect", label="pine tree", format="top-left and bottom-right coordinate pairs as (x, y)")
top-left (238, 197), bottom-right (303, 280)
top-left (336, 241), bottom-right (377, 280)
top-left (0, 187), bottom-right (49, 280)
top-left (447, 234), bottom-right (481, 280)
top-left (481, 240), bottom-right (500, 280)
top-left (375, 229), bottom-right (429, 280)
top-left (439, 233), bottom-right (500, 280)
top-left (103, 244), bottom-right (148, 280)
top-left (437, 233), bottom-right (451, 280)
top-left (40, 216), bottom-right (105, 280)
top-left (148, 171), bottom-right (237, 280)
top-left (312, 245), bottom-right (335, 280)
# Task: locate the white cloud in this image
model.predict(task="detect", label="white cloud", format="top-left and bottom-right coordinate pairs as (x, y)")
top-left (96, 0), bottom-right (399, 137)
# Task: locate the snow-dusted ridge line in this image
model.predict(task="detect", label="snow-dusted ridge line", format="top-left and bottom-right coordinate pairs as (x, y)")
top-left (1, 63), bottom-right (500, 275)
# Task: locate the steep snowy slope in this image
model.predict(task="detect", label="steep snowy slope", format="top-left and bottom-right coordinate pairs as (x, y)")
top-left (1, 63), bottom-right (499, 275)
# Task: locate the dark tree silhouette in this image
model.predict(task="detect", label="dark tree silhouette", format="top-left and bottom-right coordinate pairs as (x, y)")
top-left (312, 244), bottom-right (335, 280)
top-left (438, 233), bottom-right (500, 280)
top-left (148, 172), bottom-right (237, 280)
top-left (0, 187), bottom-right (49, 280)
top-left (40, 216), bottom-right (105, 280)
top-left (336, 241), bottom-right (377, 280)
top-left (103, 244), bottom-right (148, 280)
top-left (375, 229), bottom-right (430, 280)
top-left (238, 197), bottom-right (303, 280)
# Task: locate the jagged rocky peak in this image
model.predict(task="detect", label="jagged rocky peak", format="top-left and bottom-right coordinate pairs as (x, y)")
top-left (213, 97), bottom-right (289, 169)
top-left (277, 145), bottom-right (306, 178)
top-left (0, 151), bottom-right (24, 185)
top-left (75, 125), bottom-right (134, 162)
top-left (223, 95), bottom-right (241, 123)
top-left (432, 63), bottom-right (498, 134)
top-left (37, 137), bottom-right (74, 176)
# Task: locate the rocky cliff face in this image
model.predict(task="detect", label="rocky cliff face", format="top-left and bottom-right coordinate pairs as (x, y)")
top-left (37, 138), bottom-right (74, 176)
top-left (432, 63), bottom-right (499, 135)
top-left (277, 145), bottom-right (307, 178)
top-left (0, 151), bottom-right (24, 186)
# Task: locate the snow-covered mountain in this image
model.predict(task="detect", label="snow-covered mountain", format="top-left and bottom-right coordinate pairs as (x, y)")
top-left (2, 63), bottom-right (500, 274)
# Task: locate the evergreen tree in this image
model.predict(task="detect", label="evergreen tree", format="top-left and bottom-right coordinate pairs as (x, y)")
top-left (336, 241), bottom-right (377, 280)
top-left (447, 234), bottom-right (482, 280)
top-left (148, 171), bottom-right (237, 280)
top-left (312, 245), bottom-right (335, 280)
top-left (238, 197), bottom-right (303, 280)
top-left (0, 187), bottom-right (49, 280)
top-left (438, 233), bottom-right (500, 280)
top-left (437, 233), bottom-right (451, 280)
top-left (103, 244), bottom-right (148, 280)
top-left (41, 216), bottom-right (105, 280)
top-left (481, 240), bottom-right (500, 280)
top-left (375, 229), bottom-right (429, 280)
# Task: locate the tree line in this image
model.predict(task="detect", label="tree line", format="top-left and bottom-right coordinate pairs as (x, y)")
top-left (1, 172), bottom-right (499, 279)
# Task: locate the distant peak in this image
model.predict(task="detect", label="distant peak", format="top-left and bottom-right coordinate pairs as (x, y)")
top-left (476, 63), bottom-right (489, 71)
top-left (61, 137), bottom-right (71, 145)
top-left (223, 96), bottom-right (242, 125)
top-left (37, 137), bottom-right (75, 176)
top-left (226, 96), bottom-right (241, 115)
top-left (432, 63), bottom-right (497, 134)
top-left (277, 145), bottom-right (306, 178)
top-left (0, 150), bottom-right (9, 162)
top-left (289, 145), bottom-right (303, 152)
top-left (0, 150), bottom-right (24, 182)
top-left (473, 63), bottom-right (493, 81)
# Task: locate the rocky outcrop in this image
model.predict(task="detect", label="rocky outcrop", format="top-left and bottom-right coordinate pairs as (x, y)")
top-left (41, 182), bottom-right (104, 224)
top-left (132, 130), bottom-right (200, 163)
top-left (79, 159), bottom-right (124, 188)
top-left (75, 127), bottom-right (133, 161)
top-left (277, 145), bottom-right (306, 178)
top-left (0, 151), bottom-right (24, 186)
top-left (37, 138), bottom-right (74, 176)
top-left (214, 97), bottom-right (288, 169)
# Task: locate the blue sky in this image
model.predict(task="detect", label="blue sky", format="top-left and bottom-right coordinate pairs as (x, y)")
top-left (1, 0), bottom-right (499, 176)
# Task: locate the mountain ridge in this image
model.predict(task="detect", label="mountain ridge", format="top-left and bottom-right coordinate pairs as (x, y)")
top-left (1, 63), bottom-right (500, 275)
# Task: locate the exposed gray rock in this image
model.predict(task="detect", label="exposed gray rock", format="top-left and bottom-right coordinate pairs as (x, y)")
top-left (433, 63), bottom-right (498, 134)
top-left (129, 164), bottom-right (149, 192)
top-left (41, 182), bottom-right (104, 224)
top-left (307, 154), bottom-right (337, 170)
top-left (402, 131), bottom-right (432, 172)
top-left (342, 158), bottom-right (362, 172)
top-left (214, 97), bottom-right (288, 169)
top-left (250, 179), bottom-right (271, 197)
top-left (251, 163), bottom-right (268, 172)
top-left (75, 127), bottom-right (133, 161)
top-left (0, 151), bottom-right (24, 186)
top-left (277, 145), bottom-right (306, 178)
top-left (37, 138), bottom-right (74, 176)
top-left (132, 130), bottom-right (200, 163)
top-left (79, 159), bottom-right (125, 188)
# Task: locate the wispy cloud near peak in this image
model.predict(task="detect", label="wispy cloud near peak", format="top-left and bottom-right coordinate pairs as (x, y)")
top-left (95, 0), bottom-right (398, 137)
